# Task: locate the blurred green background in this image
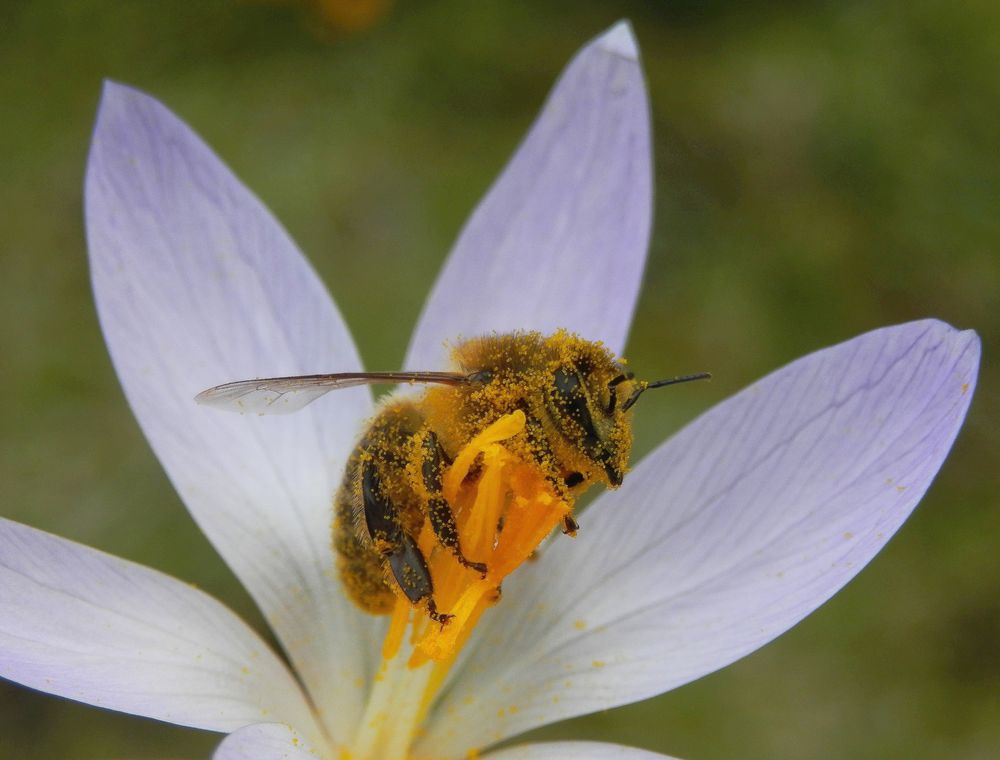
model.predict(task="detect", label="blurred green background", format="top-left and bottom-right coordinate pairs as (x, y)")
top-left (1, 1), bottom-right (997, 758)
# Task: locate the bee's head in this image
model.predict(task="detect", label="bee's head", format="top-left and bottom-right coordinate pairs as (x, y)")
top-left (545, 357), bottom-right (638, 488)
top-left (454, 331), bottom-right (708, 491)
top-left (542, 335), bottom-right (710, 490)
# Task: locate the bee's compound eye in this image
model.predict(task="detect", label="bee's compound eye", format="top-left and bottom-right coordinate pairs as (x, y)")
top-left (550, 367), bottom-right (628, 488)
top-left (549, 368), bottom-right (602, 452)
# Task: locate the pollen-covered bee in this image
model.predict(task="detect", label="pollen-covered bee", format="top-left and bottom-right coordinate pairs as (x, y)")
top-left (196, 331), bottom-right (708, 633)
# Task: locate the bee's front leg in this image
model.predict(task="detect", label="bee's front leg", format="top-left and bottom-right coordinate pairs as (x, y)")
top-left (419, 430), bottom-right (488, 578)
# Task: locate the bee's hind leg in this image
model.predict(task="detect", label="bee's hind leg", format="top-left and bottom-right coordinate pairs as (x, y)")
top-left (362, 458), bottom-right (440, 615)
top-left (420, 430), bottom-right (488, 578)
top-left (426, 598), bottom-right (453, 626)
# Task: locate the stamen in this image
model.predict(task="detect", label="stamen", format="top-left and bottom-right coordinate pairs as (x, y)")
top-left (352, 411), bottom-right (571, 759)
top-left (382, 596), bottom-right (411, 662)
top-left (383, 410), bottom-right (570, 666)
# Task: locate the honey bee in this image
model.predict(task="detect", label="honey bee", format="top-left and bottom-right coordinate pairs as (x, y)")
top-left (196, 331), bottom-right (709, 624)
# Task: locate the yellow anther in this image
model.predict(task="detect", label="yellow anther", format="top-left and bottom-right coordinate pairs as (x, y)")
top-left (378, 410), bottom-right (569, 668)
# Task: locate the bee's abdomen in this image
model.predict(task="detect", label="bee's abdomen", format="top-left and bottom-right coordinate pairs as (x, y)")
top-left (332, 399), bottom-right (430, 615)
top-left (333, 453), bottom-right (395, 614)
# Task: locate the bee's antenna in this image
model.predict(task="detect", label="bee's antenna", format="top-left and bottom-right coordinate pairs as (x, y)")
top-left (622, 372), bottom-right (712, 411)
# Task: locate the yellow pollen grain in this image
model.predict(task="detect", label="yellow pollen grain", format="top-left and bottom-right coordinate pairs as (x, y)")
top-left (591, 660), bottom-right (606, 668)
top-left (574, 619), bottom-right (587, 630)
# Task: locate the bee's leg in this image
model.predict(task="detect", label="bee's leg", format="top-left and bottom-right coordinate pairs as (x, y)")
top-left (562, 514), bottom-right (580, 536)
top-left (420, 430), bottom-right (488, 577)
top-left (361, 459), bottom-right (440, 614)
top-left (426, 598), bottom-right (453, 626)
top-left (538, 470), bottom-right (582, 536)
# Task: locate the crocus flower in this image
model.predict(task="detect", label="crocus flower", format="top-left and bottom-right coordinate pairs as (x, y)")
top-left (0, 21), bottom-right (979, 760)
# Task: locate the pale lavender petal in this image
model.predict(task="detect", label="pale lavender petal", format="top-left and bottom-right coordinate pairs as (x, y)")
top-left (486, 742), bottom-right (680, 760)
top-left (214, 723), bottom-right (321, 759)
top-left (85, 82), bottom-right (380, 741)
top-left (0, 519), bottom-right (322, 741)
top-left (422, 319), bottom-right (979, 753)
top-left (405, 20), bottom-right (651, 370)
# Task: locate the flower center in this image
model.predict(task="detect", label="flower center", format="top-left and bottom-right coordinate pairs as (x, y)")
top-left (347, 410), bottom-right (570, 760)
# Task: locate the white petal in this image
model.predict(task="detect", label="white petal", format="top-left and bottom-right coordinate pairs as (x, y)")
top-left (214, 723), bottom-right (320, 759)
top-left (405, 20), bottom-right (652, 370)
top-left (420, 319), bottom-right (979, 754)
top-left (0, 519), bottom-right (321, 741)
top-left (85, 82), bottom-right (380, 740)
top-left (486, 741), bottom-right (679, 760)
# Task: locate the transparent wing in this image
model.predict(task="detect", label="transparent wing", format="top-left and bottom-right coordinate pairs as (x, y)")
top-left (195, 371), bottom-right (473, 415)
